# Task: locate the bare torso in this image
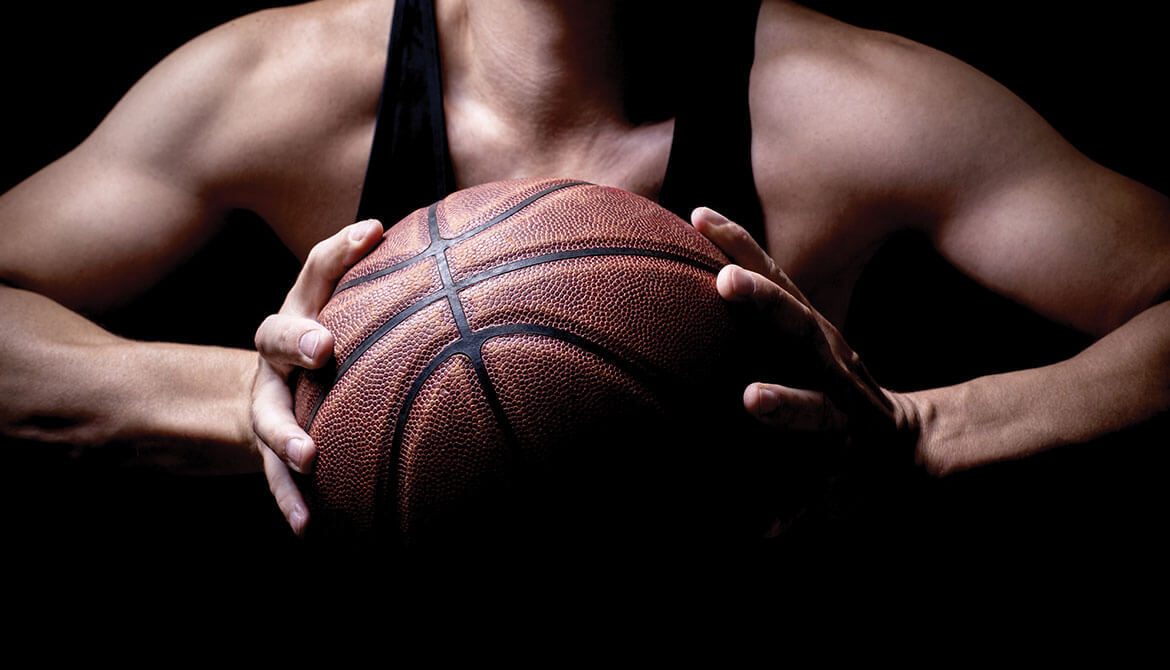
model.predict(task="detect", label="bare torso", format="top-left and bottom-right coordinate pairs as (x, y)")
top-left (252, 0), bottom-right (916, 327)
top-left (2, 0), bottom-right (1168, 533)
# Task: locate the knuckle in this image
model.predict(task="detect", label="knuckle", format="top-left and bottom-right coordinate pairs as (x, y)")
top-left (255, 314), bottom-right (282, 349)
top-left (282, 322), bottom-right (305, 354)
top-left (266, 469), bottom-right (286, 499)
top-left (730, 224), bottom-right (752, 246)
top-left (303, 241), bottom-right (335, 275)
top-left (274, 483), bottom-right (295, 508)
top-left (303, 243), bottom-right (324, 267)
top-left (251, 402), bottom-right (285, 449)
top-left (251, 417), bottom-right (276, 454)
top-left (765, 257), bottom-right (784, 280)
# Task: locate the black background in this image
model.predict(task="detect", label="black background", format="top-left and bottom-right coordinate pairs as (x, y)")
top-left (1, 1), bottom-right (1166, 596)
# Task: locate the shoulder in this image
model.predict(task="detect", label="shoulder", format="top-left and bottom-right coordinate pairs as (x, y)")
top-left (87, 0), bottom-right (394, 197)
top-left (204, 0), bottom-right (393, 104)
top-left (749, 0), bottom-right (1063, 232)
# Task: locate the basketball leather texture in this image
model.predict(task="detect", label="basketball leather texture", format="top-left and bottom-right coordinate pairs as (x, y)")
top-left (294, 178), bottom-right (759, 547)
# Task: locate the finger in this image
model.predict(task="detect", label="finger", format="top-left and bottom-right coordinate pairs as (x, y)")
top-left (692, 207), bottom-right (772, 271)
top-left (283, 219), bottom-right (383, 317)
top-left (261, 446), bottom-right (309, 537)
top-left (255, 313), bottom-right (336, 369)
top-left (717, 264), bottom-right (817, 338)
top-left (744, 382), bottom-right (848, 433)
top-left (694, 207), bottom-right (812, 303)
top-left (718, 264), bottom-right (871, 409)
top-left (251, 362), bottom-right (317, 473)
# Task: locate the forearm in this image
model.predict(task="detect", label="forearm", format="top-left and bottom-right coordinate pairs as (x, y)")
top-left (1, 285), bottom-right (260, 474)
top-left (907, 301), bottom-right (1170, 476)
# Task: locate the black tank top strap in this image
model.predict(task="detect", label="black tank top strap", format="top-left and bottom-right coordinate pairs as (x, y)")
top-left (355, 0), bottom-right (455, 228)
top-left (657, 1), bottom-right (766, 247)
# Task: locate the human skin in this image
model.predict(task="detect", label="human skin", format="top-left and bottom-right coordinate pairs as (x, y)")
top-left (2, 0), bottom-right (1167, 537)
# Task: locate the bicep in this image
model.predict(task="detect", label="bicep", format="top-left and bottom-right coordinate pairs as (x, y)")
top-left (753, 19), bottom-right (1170, 339)
top-left (0, 15), bottom-right (276, 314)
top-left (935, 152), bottom-right (1170, 337)
top-left (856, 33), bottom-right (1170, 337)
top-left (0, 142), bottom-right (222, 314)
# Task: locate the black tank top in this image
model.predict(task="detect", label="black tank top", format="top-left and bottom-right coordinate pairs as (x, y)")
top-left (356, 0), bottom-right (765, 245)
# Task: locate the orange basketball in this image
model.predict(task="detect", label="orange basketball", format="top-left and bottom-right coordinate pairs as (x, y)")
top-left (294, 178), bottom-right (763, 548)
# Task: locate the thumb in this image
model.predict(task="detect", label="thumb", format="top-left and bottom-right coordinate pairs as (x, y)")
top-left (745, 382), bottom-right (849, 433)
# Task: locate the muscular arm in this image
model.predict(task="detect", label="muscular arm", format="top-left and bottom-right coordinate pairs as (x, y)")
top-left (0, 287), bottom-right (257, 473)
top-left (750, 3), bottom-right (1170, 475)
top-left (0, 10), bottom-right (295, 473)
top-left (911, 103), bottom-right (1170, 475)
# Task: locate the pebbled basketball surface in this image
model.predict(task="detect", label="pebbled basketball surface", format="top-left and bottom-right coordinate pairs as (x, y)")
top-left (295, 178), bottom-right (774, 550)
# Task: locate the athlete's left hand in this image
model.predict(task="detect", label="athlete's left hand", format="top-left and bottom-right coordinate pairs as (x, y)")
top-left (692, 207), bottom-right (921, 460)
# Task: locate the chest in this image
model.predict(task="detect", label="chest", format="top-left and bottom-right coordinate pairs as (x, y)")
top-left (258, 114), bottom-right (884, 330)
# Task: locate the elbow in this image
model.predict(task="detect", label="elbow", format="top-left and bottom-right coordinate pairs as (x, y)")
top-left (0, 406), bottom-right (114, 451)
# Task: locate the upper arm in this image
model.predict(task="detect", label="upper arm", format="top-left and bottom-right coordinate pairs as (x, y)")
top-left (906, 46), bottom-right (1170, 337)
top-left (0, 17), bottom-right (261, 314)
top-left (751, 11), bottom-right (1170, 337)
top-left (0, 140), bottom-right (220, 314)
top-left (0, 8), bottom-right (310, 314)
top-left (937, 147), bottom-right (1170, 336)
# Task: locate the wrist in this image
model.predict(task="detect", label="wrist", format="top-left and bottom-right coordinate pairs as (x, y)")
top-left (893, 386), bottom-right (949, 477)
top-left (900, 376), bottom-right (1040, 478)
top-left (116, 341), bottom-right (260, 473)
top-left (879, 385), bottom-right (931, 470)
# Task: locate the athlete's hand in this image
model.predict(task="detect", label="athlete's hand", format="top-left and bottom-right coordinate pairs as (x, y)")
top-left (251, 219), bottom-right (383, 536)
top-left (692, 207), bottom-right (920, 458)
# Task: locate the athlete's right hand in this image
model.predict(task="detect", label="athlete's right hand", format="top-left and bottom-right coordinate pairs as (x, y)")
top-left (251, 219), bottom-right (384, 536)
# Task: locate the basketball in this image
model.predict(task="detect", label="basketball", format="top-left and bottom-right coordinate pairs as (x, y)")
top-left (294, 178), bottom-right (765, 548)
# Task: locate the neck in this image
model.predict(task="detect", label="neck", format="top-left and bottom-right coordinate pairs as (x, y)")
top-left (436, 0), bottom-right (679, 197)
top-left (439, 0), bottom-right (627, 135)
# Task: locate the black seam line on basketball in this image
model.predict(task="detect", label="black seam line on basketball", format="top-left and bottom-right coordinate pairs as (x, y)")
top-left (466, 324), bottom-right (672, 399)
top-left (331, 200), bottom-right (439, 297)
top-left (315, 181), bottom-right (588, 429)
top-left (430, 202), bottom-right (472, 338)
top-left (430, 197), bottom-right (522, 456)
top-left (454, 247), bottom-right (721, 289)
top-left (379, 348), bottom-right (462, 535)
top-left (302, 289), bottom-right (448, 430)
top-left (306, 182), bottom-right (589, 430)
top-left (378, 335), bottom-right (522, 533)
top-left (470, 355), bottom-right (522, 458)
top-left (380, 321), bottom-right (681, 525)
top-left (333, 180), bottom-right (590, 295)
top-left (383, 322), bottom-right (665, 526)
top-left (303, 248), bottom-right (717, 430)
top-left (388, 322), bottom-right (668, 457)
top-left (443, 180), bottom-right (590, 246)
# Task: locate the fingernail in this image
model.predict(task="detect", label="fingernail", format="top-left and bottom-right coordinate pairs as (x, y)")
top-left (286, 438), bottom-right (305, 471)
top-left (703, 208), bottom-right (730, 225)
top-left (730, 267), bottom-right (755, 295)
top-left (299, 330), bottom-right (320, 360)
